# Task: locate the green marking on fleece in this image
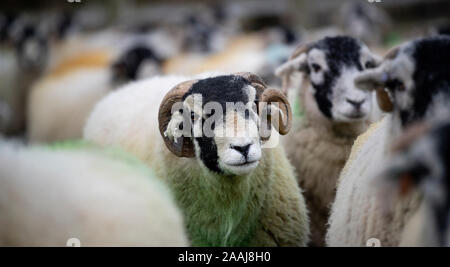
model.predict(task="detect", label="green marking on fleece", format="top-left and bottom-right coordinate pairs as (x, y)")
top-left (181, 177), bottom-right (261, 247)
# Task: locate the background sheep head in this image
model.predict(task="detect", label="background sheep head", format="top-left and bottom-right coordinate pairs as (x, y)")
top-left (276, 36), bottom-right (378, 123)
top-left (13, 22), bottom-right (49, 72)
top-left (380, 119), bottom-right (450, 246)
top-left (111, 44), bottom-right (163, 83)
top-left (158, 73), bottom-right (291, 176)
top-left (355, 36), bottom-right (450, 130)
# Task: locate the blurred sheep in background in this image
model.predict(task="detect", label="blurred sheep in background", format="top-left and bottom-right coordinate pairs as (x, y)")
top-left (0, 0), bottom-right (450, 247)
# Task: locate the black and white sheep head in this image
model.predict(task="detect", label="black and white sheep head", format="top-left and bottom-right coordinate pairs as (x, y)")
top-left (158, 73), bottom-right (291, 176)
top-left (12, 21), bottom-right (49, 71)
top-left (380, 120), bottom-right (450, 246)
top-left (111, 44), bottom-right (163, 83)
top-left (355, 36), bottom-right (450, 130)
top-left (276, 36), bottom-right (379, 123)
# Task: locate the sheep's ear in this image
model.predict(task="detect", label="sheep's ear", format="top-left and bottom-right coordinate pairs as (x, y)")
top-left (275, 43), bottom-right (312, 95)
top-left (259, 88), bottom-right (292, 138)
top-left (354, 68), bottom-right (394, 112)
top-left (376, 88), bottom-right (394, 112)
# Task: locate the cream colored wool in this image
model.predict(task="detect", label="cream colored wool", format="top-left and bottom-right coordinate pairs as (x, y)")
top-left (0, 141), bottom-right (188, 247)
top-left (84, 74), bottom-right (310, 246)
top-left (326, 116), bottom-right (422, 246)
top-left (284, 77), bottom-right (369, 246)
top-left (27, 50), bottom-right (114, 143)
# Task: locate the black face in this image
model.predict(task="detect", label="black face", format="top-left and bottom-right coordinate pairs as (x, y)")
top-left (183, 75), bottom-right (251, 173)
top-left (396, 37), bottom-right (450, 127)
top-left (112, 45), bottom-right (162, 82)
top-left (309, 36), bottom-right (364, 118)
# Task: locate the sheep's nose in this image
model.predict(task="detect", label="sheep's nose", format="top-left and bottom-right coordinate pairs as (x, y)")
top-left (230, 144), bottom-right (251, 157)
top-left (346, 98), bottom-right (365, 109)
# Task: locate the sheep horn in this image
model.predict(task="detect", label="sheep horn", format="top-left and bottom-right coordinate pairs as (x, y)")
top-left (259, 88), bottom-right (292, 135)
top-left (235, 72), bottom-right (267, 97)
top-left (158, 79), bottom-right (198, 158)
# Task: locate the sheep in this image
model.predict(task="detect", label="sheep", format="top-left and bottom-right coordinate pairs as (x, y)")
top-left (162, 33), bottom-right (266, 75)
top-left (326, 36), bottom-right (450, 247)
top-left (274, 36), bottom-right (379, 246)
top-left (0, 19), bottom-right (49, 136)
top-left (84, 72), bottom-right (310, 247)
top-left (27, 43), bottom-right (163, 143)
top-left (377, 118), bottom-right (450, 246)
top-left (0, 140), bottom-right (188, 246)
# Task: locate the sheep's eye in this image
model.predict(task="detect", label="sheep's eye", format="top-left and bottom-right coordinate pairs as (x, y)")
top-left (311, 63), bottom-right (321, 73)
top-left (365, 61), bottom-right (376, 69)
top-left (386, 79), bottom-right (405, 92)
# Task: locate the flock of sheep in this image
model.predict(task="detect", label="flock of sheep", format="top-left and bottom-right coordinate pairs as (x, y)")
top-left (0, 3), bottom-right (449, 247)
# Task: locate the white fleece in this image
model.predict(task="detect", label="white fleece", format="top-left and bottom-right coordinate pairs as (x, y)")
top-left (0, 142), bottom-right (188, 247)
top-left (28, 68), bottom-right (112, 143)
top-left (326, 116), bottom-right (392, 246)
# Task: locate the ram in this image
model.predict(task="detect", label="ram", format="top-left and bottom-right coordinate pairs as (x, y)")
top-left (326, 36), bottom-right (450, 246)
top-left (0, 141), bottom-right (188, 246)
top-left (275, 36), bottom-right (379, 246)
top-left (84, 72), bottom-right (310, 246)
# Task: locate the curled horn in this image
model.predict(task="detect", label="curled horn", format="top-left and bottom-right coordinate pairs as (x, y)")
top-left (236, 72), bottom-right (292, 136)
top-left (260, 88), bottom-right (292, 136)
top-left (235, 71), bottom-right (267, 96)
top-left (158, 79), bottom-right (198, 158)
top-left (274, 42), bottom-right (312, 95)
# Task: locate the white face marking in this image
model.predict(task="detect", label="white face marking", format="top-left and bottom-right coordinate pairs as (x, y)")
top-left (307, 48), bottom-right (328, 88)
top-left (359, 45), bottom-right (381, 70)
top-left (215, 108), bottom-right (261, 176)
top-left (331, 66), bottom-right (372, 122)
top-left (184, 94), bottom-right (204, 138)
